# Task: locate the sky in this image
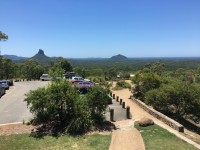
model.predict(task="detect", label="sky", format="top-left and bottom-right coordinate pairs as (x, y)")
top-left (0, 0), bottom-right (200, 58)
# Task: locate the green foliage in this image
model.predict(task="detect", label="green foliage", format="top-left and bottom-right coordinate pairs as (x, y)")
top-left (21, 59), bottom-right (44, 80)
top-left (145, 79), bottom-right (200, 122)
top-left (86, 86), bottom-right (110, 123)
top-left (133, 73), bottom-right (161, 101)
top-left (0, 58), bottom-right (15, 79)
top-left (49, 57), bottom-right (72, 77)
top-left (25, 80), bottom-right (79, 124)
top-left (116, 80), bottom-right (131, 89)
top-left (0, 31), bottom-right (8, 41)
top-left (112, 80), bottom-right (131, 90)
top-left (67, 96), bottom-right (92, 134)
top-left (25, 87), bottom-right (49, 122)
top-left (25, 80), bottom-right (109, 134)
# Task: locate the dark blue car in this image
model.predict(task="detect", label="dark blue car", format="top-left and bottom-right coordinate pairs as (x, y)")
top-left (0, 84), bottom-right (5, 98)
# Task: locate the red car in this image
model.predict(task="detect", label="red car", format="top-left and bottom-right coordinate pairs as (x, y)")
top-left (76, 81), bottom-right (94, 88)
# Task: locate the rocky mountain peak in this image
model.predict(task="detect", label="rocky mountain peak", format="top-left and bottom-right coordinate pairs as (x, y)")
top-left (38, 49), bottom-right (45, 55)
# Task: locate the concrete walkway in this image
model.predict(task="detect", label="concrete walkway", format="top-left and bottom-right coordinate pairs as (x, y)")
top-left (109, 120), bottom-right (145, 150)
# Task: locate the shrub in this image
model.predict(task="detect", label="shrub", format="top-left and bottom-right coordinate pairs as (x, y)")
top-left (112, 80), bottom-right (131, 90)
top-left (25, 79), bottom-right (110, 134)
top-left (87, 86), bottom-right (110, 123)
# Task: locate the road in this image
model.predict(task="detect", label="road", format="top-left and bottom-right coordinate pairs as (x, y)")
top-left (0, 81), bottom-right (49, 124)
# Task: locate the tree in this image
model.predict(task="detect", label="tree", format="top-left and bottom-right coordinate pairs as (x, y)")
top-left (0, 31), bottom-right (8, 41)
top-left (0, 58), bottom-right (15, 79)
top-left (145, 81), bottom-right (200, 122)
top-left (49, 57), bottom-right (72, 77)
top-left (133, 72), bottom-right (161, 101)
top-left (21, 59), bottom-right (44, 80)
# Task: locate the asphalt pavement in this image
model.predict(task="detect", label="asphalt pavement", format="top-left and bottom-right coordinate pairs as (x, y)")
top-left (0, 81), bottom-right (49, 124)
top-left (105, 98), bottom-right (132, 122)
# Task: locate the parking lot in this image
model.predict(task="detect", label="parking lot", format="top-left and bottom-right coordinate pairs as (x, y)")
top-left (0, 81), bottom-right (49, 124)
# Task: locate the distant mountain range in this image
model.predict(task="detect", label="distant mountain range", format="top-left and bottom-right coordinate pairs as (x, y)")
top-left (2, 54), bottom-right (28, 61)
top-left (3, 49), bottom-right (58, 64)
top-left (2, 50), bottom-right (128, 64)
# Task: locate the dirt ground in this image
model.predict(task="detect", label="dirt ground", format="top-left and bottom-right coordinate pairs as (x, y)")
top-left (0, 123), bottom-right (35, 136)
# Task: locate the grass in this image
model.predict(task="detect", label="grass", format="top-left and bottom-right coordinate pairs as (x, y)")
top-left (0, 134), bottom-right (111, 150)
top-left (135, 123), bottom-right (198, 150)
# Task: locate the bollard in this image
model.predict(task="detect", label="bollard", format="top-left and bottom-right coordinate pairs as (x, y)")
top-left (120, 99), bottom-right (122, 105)
top-left (110, 92), bottom-right (112, 97)
top-left (116, 96), bottom-right (119, 102)
top-left (126, 106), bottom-right (130, 119)
top-left (113, 94), bottom-right (115, 99)
top-left (122, 102), bottom-right (125, 108)
top-left (110, 109), bottom-right (114, 122)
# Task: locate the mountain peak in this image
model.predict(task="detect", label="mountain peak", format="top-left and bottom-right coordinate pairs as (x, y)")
top-left (110, 54), bottom-right (128, 61)
top-left (38, 49), bottom-right (45, 55)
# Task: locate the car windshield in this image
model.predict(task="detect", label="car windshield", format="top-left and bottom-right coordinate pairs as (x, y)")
top-left (0, 81), bottom-right (7, 84)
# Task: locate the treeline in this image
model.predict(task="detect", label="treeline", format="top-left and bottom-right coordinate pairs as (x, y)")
top-left (70, 58), bottom-right (200, 72)
top-left (0, 56), bottom-right (72, 80)
top-left (132, 62), bottom-right (200, 123)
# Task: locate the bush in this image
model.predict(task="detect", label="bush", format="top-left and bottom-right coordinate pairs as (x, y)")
top-left (87, 86), bottom-right (110, 123)
top-left (25, 79), bottom-right (110, 134)
top-left (112, 80), bottom-right (131, 90)
top-left (67, 96), bottom-right (93, 134)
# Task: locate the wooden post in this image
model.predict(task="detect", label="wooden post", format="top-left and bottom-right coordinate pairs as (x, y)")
top-left (113, 94), bottom-right (115, 99)
top-left (120, 99), bottom-right (122, 105)
top-left (110, 109), bottom-right (114, 122)
top-left (122, 102), bottom-right (125, 108)
top-left (126, 106), bottom-right (130, 119)
top-left (116, 96), bottom-right (119, 102)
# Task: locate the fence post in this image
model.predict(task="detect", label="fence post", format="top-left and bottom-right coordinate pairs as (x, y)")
top-left (126, 106), bottom-right (130, 119)
top-left (110, 109), bottom-right (114, 122)
top-left (122, 102), bottom-right (125, 108)
top-left (120, 99), bottom-right (122, 105)
top-left (116, 96), bottom-right (119, 102)
top-left (113, 94), bottom-right (115, 99)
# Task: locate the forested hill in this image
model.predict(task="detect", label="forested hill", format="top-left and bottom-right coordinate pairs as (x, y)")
top-left (110, 54), bottom-right (128, 61)
top-left (70, 57), bottom-right (200, 71)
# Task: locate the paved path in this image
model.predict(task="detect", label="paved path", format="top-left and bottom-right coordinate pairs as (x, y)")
top-left (110, 82), bottom-right (200, 150)
top-left (109, 119), bottom-right (145, 150)
top-left (0, 81), bottom-right (49, 124)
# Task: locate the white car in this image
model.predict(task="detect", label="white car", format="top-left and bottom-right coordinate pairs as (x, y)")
top-left (40, 74), bottom-right (52, 81)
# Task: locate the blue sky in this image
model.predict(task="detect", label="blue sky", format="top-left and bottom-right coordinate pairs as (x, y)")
top-left (0, 0), bottom-right (200, 58)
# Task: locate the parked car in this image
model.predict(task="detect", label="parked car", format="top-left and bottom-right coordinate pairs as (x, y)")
top-left (40, 74), bottom-right (52, 81)
top-left (0, 80), bottom-right (9, 90)
top-left (69, 76), bottom-right (90, 83)
top-left (0, 84), bottom-right (6, 98)
top-left (7, 80), bottom-right (14, 86)
top-left (76, 81), bottom-right (95, 88)
top-left (69, 76), bottom-right (85, 83)
top-left (63, 72), bottom-right (76, 79)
